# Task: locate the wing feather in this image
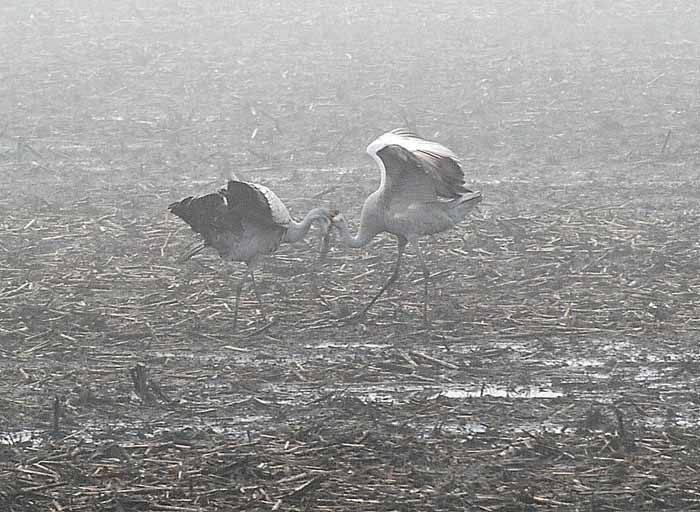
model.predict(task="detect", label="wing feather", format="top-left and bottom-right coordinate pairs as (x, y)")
top-left (168, 179), bottom-right (292, 244)
top-left (223, 180), bottom-right (290, 227)
top-left (375, 144), bottom-right (438, 204)
top-left (168, 192), bottom-right (231, 236)
top-left (220, 180), bottom-right (275, 226)
top-left (367, 130), bottom-right (469, 199)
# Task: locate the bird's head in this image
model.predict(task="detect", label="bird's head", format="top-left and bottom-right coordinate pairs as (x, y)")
top-left (325, 208), bottom-right (340, 222)
top-left (311, 208), bottom-right (339, 230)
top-left (329, 210), bottom-right (347, 229)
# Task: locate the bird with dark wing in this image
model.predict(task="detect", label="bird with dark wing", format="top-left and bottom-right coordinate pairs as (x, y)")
top-left (330, 129), bottom-right (482, 324)
top-left (169, 178), bottom-right (336, 331)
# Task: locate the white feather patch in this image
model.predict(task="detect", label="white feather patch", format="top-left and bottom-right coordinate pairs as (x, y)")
top-left (366, 132), bottom-right (407, 188)
top-left (248, 183), bottom-right (292, 226)
top-left (367, 130), bottom-right (460, 162)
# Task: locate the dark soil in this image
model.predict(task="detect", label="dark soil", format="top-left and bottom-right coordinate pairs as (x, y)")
top-left (2, 1), bottom-right (700, 510)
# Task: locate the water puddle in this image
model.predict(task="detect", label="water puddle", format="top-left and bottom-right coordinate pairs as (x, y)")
top-left (147, 350), bottom-right (234, 364)
top-left (55, 143), bottom-right (92, 153)
top-left (308, 342), bottom-right (389, 350)
top-left (424, 422), bottom-right (488, 435)
top-left (565, 357), bottom-right (668, 385)
top-left (635, 367), bottom-right (661, 381)
top-left (354, 383), bottom-right (563, 403)
top-left (566, 357), bottom-right (605, 368)
top-left (442, 385), bottom-right (563, 399)
top-left (206, 416), bottom-right (269, 435)
top-left (0, 430), bottom-right (44, 447)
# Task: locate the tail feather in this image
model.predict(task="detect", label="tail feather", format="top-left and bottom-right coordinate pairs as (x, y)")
top-left (456, 190), bottom-right (482, 206)
top-left (449, 190), bottom-right (482, 221)
top-left (168, 193), bottom-right (228, 235)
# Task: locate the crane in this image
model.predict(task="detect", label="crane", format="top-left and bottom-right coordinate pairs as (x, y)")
top-left (330, 129), bottom-right (482, 324)
top-left (169, 178), bottom-right (336, 331)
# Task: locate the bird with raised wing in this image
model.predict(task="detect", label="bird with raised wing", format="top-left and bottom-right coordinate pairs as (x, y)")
top-left (169, 178), bottom-right (336, 331)
top-left (330, 129), bottom-right (482, 324)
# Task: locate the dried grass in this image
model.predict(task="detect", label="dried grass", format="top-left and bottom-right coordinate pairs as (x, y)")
top-left (2, 0), bottom-right (700, 510)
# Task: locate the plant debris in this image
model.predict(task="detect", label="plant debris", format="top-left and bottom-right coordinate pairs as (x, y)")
top-left (2, 1), bottom-right (700, 510)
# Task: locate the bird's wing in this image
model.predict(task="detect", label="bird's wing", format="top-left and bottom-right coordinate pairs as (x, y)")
top-left (168, 192), bottom-right (232, 237)
top-left (368, 129), bottom-right (469, 199)
top-left (374, 144), bottom-right (440, 204)
top-left (223, 180), bottom-right (292, 227)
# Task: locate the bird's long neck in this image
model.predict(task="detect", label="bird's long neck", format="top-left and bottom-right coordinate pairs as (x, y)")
top-left (334, 220), bottom-right (377, 248)
top-left (282, 208), bottom-right (328, 243)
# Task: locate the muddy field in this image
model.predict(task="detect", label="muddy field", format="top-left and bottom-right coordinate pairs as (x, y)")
top-left (2, 1), bottom-right (700, 510)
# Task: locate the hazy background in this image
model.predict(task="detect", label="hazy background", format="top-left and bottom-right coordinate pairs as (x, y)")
top-left (3, 3), bottom-right (700, 509)
top-left (2, 0), bottom-right (699, 206)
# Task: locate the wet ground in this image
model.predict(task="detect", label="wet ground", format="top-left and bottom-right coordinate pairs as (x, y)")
top-left (2, 1), bottom-right (700, 510)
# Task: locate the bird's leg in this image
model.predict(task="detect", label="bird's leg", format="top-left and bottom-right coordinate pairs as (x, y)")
top-left (248, 267), bottom-right (266, 322)
top-left (359, 237), bottom-right (408, 318)
top-left (231, 277), bottom-right (245, 334)
top-left (414, 241), bottom-right (431, 328)
top-left (227, 261), bottom-right (248, 334)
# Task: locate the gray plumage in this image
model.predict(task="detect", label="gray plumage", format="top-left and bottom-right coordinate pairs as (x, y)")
top-left (331, 129), bottom-right (482, 323)
top-left (169, 179), bottom-right (335, 330)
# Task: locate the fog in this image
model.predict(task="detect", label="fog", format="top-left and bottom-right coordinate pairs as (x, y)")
top-left (2, 1), bottom-right (698, 199)
top-left (2, 1), bottom-right (700, 509)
